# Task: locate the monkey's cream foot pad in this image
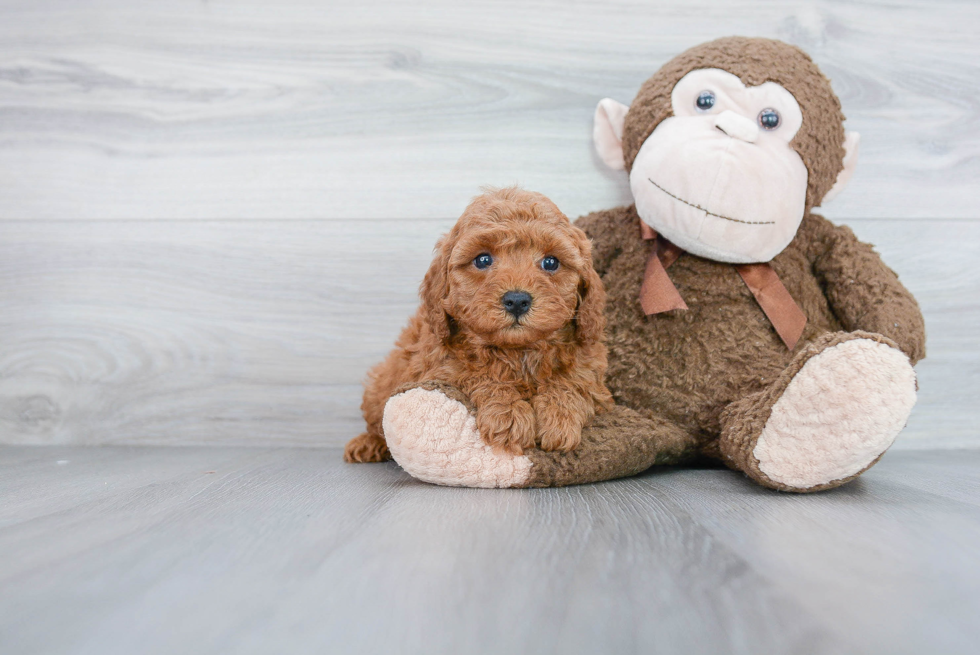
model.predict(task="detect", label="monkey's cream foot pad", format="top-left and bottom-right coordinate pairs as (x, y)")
top-left (383, 387), bottom-right (532, 488)
top-left (754, 338), bottom-right (918, 490)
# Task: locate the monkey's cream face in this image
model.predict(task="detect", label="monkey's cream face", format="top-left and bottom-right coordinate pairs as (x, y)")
top-left (629, 69), bottom-right (808, 263)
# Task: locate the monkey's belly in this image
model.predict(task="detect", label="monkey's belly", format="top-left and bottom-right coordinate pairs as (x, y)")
top-left (603, 255), bottom-right (842, 439)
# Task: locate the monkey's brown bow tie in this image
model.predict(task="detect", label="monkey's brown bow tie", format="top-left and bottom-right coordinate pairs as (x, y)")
top-left (639, 222), bottom-right (807, 350)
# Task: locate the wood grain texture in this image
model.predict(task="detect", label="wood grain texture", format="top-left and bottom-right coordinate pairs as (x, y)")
top-left (0, 446), bottom-right (978, 655)
top-left (0, 218), bottom-right (976, 448)
top-left (0, 0), bottom-right (978, 220)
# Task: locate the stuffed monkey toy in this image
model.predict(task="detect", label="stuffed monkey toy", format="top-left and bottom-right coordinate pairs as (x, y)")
top-left (376, 37), bottom-right (926, 492)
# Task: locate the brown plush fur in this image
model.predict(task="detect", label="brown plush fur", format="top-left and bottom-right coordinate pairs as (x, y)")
top-left (510, 201), bottom-right (926, 489)
top-left (513, 203), bottom-right (926, 490)
top-left (344, 188), bottom-right (613, 463)
top-left (522, 38), bottom-right (927, 490)
top-left (574, 205), bottom-right (925, 441)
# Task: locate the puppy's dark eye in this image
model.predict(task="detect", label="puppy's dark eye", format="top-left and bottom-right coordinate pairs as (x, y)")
top-left (696, 91), bottom-right (715, 111)
top-left (759, 108), bottom-right (780, 130)
top-left (540, 256), bottom-right (560, 272)
top-left (474, 253), bottom-right (493, 269)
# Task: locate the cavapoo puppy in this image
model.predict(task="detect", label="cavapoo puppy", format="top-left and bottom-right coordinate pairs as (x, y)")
top-left (345, 187), bottom-right (613, 463)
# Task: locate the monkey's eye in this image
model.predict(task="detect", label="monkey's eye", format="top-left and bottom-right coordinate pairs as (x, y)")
top-left (695, 91), bottom-right (716, 111)
top-left (474, 253), bottom-right (493, 269)
top-left (540, 256), bottom-right (560, 272)
top-left (759, 108), bottom-right (780, 130)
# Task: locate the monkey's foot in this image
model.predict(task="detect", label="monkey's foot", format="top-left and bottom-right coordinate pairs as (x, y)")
top-left (721, 332), bottom-right (917, 492)
top-left (382, 383), bottom-right (532, 488)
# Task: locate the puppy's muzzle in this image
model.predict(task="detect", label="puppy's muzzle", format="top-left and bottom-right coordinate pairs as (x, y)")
top-left (501, 290), bottom-right (532, 318)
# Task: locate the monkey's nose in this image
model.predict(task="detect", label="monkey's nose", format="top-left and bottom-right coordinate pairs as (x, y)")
top-left (501, 290), bottom-right (532, 318)
top-left (714, 110), bottom-right (759, 143)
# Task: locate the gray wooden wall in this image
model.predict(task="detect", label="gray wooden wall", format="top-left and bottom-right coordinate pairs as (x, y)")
top-left (1, 0), bottom-right (977, 449)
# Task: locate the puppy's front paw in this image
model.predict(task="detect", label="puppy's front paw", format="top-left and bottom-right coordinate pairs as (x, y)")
top-left (476, 400), bottom-right (536, 456)
top-left (535, 404), bottom-right (584, 452)
top-left (344, 432), bottom-right (391, 463)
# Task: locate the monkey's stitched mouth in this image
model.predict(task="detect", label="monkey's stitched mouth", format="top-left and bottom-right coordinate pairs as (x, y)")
top-left (647, 178), bottom-right (775, 226)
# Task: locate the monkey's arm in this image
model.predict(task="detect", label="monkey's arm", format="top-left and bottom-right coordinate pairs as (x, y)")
top-left (800, 213), bottom-right (926, 364)
top-left (573, 205), bottom-right (640, 277)
top-left (382, 380), bottom-right (701, 488)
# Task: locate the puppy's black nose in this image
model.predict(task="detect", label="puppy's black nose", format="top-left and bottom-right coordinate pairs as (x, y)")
top-left (502, 290), bottom-right (532, 318)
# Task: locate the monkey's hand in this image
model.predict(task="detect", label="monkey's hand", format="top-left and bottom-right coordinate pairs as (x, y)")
top-left (805, 215), bottom-right (926, 364)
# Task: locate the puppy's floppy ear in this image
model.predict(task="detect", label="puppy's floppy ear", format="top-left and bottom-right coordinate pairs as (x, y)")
top-left (571, 227), bottom-right (606, 345)
top-left (419, 231), bottom-right (456, 342)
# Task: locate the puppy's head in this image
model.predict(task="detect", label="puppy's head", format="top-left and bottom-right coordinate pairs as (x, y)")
top-left (421, 187), bottom-right (605, 348)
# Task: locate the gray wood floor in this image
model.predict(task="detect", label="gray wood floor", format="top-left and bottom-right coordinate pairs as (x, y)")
top-left (1, 446), bottom-right (978, 655)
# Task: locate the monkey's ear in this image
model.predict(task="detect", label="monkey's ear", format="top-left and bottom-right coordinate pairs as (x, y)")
top-left (593, 98), bottom-right (629, 171)
top-left (821, 131), bottom-right (860, 204)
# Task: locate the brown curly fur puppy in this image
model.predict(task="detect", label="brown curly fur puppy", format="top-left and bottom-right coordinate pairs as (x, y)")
top-left (344, 188), bottom-right (614, 463)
